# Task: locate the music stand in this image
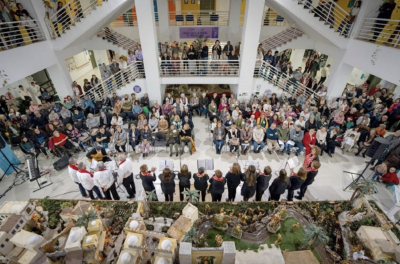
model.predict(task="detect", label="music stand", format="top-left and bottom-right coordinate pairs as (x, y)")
top-left (0, 148), bottom-right (26, 182)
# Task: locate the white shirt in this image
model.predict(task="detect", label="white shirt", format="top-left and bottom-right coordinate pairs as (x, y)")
top-left (45, 5), bottom-right (57, 22)
top-left (119, 60), bottom-right (128, 71)
top-left (118, 158), bottom-right (133, 183)
top-left (68, 165), bottom-right (80, 183)
top-left (321, 67), bottom-right (330, 78)
top-left (77, 170), bottom-right (95, 190)
top-left (30, 84), bottom-right (41, 97)
top-left (94, 169), bottom-right (114, 189)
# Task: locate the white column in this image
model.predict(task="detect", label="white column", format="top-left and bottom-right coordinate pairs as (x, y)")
top-left (46, 63), bottom-right (73, 100)
top-left (289, 49), bottom-right (305, 69)
top-left (157, 0), bottom-right (170, 42)
top-left (325, 62), bottom-right (353, 99)
top-left (237, 0), bottom-right (264, 96)
top-left (136, 0), bottom-right (162, 104)
top-left (31, 0), bottom-right (52, 41)
top-left (228, 0), bottom-right (241, 44)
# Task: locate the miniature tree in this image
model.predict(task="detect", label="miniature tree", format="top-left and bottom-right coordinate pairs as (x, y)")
top-left (182, 188), bottom-right (200, 203)
top-left (182, 226), bottom-right (199, 246)
top-left (77, 209), bottom-right (98, 229)
top-left (146, 190), bottom-right (158, 201)
top-left (348, 179), bottom-right (377, 205)
top-left (304, 224), bottom-right (329, 249)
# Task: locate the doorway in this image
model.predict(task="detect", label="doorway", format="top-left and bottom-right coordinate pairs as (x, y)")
top-left (89, 50), bottom-right (97, 69)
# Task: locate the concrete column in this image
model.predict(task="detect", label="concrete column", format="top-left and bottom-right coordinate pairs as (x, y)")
top-left (30, 0), bottom-right (52, 41)
top-left (289, 49), bottom-right (305, 69)
top-left (325, 62), bottom-right (353, 99)
top-left (46, 63), bottom-right (73, 100)
top-left (237, 0), bottom-right (264, 97)
top-left (157, 0), bottom-right (170, 42)
top-left (228, 0), bottom-right (241, 44)
top-left (136, 0), bottom-right (162, 103)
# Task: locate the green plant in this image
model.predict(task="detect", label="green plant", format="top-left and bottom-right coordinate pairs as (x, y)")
top-left (61, 202), bottom-right (73, 210)
top-left (146, 190), bottom-right (158, 201)
top-left (182, 188), bottom-right (200, 203)
top-left (304, 224), bottom-right (329, 249)
top-left (0, 70), bottom-right (9, 87)
top-left (194, 35), bottom-right (209, 49)
top-left (76, 209), bottom-right (98, 229)
top-left (183, 226), bottom-right (199, 245)
top-left (348, 180), bottom-right (377, 205)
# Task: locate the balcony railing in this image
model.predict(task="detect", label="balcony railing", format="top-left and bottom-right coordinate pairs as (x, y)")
top-left (45, 0), bottom-right (106, 39)
top-left (111, 11), bottom-right (139, 27)
top-left (255, 61), bottom-right (321, 100)
top-left (159, 59), bottom-right (239, 77)
top-left (0, 20), bottom-right (45, 51)
top-left (297, 0), bottom-right (353, 37)
top-left (356, 18), bottom-right (400, 48)
top-left (169, 10), bottom-right (229, 26)
top-left (80, 62), bottom-right (145, 100)
top-left (261, 10), bottom-right (291, 26)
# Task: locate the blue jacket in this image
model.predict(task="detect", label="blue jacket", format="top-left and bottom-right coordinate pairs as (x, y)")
top-left (266, 127), bottom-right (279, 140)
top-left (82, 97), bottom-right (95, 109)
top-left (73, 111), bottom-right (84, 122)
top-left (132, 105), bottom-right (142, 114)
top-left (50, 104), bottom-right (61, 113)
top-left (263, 54), bottom-right (274, 64)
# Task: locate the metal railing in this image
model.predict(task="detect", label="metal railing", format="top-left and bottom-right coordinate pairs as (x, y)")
top-left (260, 26), bottom-right (303, 52)
top-left (297, 0), bottom-right (353, 37)
top-left (158, 59), bottom-right (240, 77)
top-left (0, 20), bottom-right (46, 51)
top-left (261, 10), bottom-right (291, 26)
top-left (356, 17), bottom-right (400, 48)
top-left (45, 0), bottom-right (106, 39)
top-left (111, 11), bottom-right (139, 27)
top-left (256, 61), bottom-right (321, 100)
top-left (80, 62), bottom-right (145, 100)
top-left (169, 10), bottom-right (229, 26)
top-left (97, 27), bottom-right (140, 51)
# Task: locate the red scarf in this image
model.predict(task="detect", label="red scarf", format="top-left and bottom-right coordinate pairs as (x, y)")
top-left (69, 164), bottom-right (78, 171)
top-left (119, 160), bottom-right (126, 166)
top-left (212, 175), bottom-right (224, 181)
top-left (98, 169), bottom-right (107, 172)
top-left (78, 169), bottom-right (93, 177)
top-left (142, 171), bottom-right (153, 176)
top-left (196, 173), bottom-right (205, 177)
top-left (303, 154), bottom-right (314, 168)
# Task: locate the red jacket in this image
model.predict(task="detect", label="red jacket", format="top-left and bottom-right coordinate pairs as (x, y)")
top-left (381, 172), bottom-right (399, 185)
top-left (53, 133), bottom-right (68, 146)
top-left (302, 132), bottom-right (316, 148)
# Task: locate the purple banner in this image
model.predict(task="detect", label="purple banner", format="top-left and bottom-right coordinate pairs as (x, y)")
top-left (179, 27), bottom-right (219, 39)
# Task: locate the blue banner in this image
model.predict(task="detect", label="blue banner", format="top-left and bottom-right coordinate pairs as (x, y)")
top-left (0, 135), bottom-right (22, 176)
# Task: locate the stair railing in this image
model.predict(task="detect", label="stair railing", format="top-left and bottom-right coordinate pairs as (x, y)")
top-left (97, 27), bottom-right (140, 51)
top-left (0, 20), bottom-right (46, 51)
top-left (261, 27), bottom-right (303, 51)
top-left (356, 17), bottom-right (400, 48)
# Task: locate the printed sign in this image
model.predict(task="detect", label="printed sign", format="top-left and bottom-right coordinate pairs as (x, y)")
top-left (133, 85), bottom-right (142, 93)
top-left (179, 27), bottom-right (219, 39)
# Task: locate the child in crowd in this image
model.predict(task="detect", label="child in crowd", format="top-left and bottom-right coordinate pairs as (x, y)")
top-left (379, 167), bottom-right (399, 187)
top-left (371, 161), bottom-right (388, 182)
top-left (342, 134), bottom-right (355, 154)
top-left (376, 124), bottom-right (387, 137)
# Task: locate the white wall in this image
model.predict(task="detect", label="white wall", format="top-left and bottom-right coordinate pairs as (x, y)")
top-left (347, 67), bottom-right (370, 86)
top-left (93, 50), bottom-right (111, 66)
top-left (215, 0), bottom-right (230, 12)
top-left (0, 78), bottom-right (30, 99)
top-left (68, 52), bottom-right (94, 81)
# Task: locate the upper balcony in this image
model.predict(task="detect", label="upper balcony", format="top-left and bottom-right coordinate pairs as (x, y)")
top-left (356, 17), bottom-right (400, 49)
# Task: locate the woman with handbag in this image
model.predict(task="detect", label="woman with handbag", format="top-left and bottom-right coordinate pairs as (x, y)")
top-left (337, 1), bottom-right (361, 36)
top-left (167, 124), bottom-right (180, 157)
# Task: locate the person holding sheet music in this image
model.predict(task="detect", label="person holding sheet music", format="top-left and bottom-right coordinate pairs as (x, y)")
top-left (287, 167), bottom-right (307, 201)
top-left (213, 121), bottom-right (226, 154)
top-left (167, 124), bottom-right (180, 157)
top-left (240, 125), bottom-right (253, 155)
top-left (241, 165), bottom-right (258, 201)
top-left (94, 161), bottom-right (120, 200)
top-left (303, 146), bottom-right (321, 171)
top-left (295, 160), bottom-right (321, 200)
top-left (287, 125), bottom-right (304, 156)
top-left (117, 153), bottom-right (136, 199)
top-left (139, 164), bottom-right (158, 201)
top-left (225, 163), bottom-right (243, 202)
top-left (194, 167), bottom-right (210, 202)
top-left (209, 170), bottom-right (226, 202)
top-left (268, 169), bottom-right (291, 201)
top-left (255, 166), bottom-right (272, 201)
top-left (159, 167), bottom-right (176, 201)
top-left (178, 164), bottom-right (191, 202)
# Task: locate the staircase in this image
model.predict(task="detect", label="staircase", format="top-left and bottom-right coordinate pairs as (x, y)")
top-left (97, 27), bottom-right (140, 51)
top-left (260, 26), bottom-right (304, 51)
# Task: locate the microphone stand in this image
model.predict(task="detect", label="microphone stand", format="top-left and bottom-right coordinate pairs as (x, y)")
top-left (275, 148), bottom-right (291, 177)
top-left (0, 148), bottom-right (26, 182)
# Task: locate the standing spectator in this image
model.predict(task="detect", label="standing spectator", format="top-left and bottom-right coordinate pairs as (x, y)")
top-left (269, 169), bottom-right (290, 201)
top-left (255, 166), bottom-right (272, 201)
top-left (372, 0), bottom-right (396, 41)
top-left (212, 40), bottom-right (222, 58)
top-left (159, 167), bottom-right (176, 201)
top-left (161, 52), bottom-right (172, 75)
top-left (167, 124), bottom-right (180, 157)
top-left (318, 64), bottom-right (330, 85)
top-left (337, 1), bottom-right (361, 36)
top-left (228, 50), bottom-right (239, 74)
top-left (94, 161), bottom-right (120, 200)
top-left (44, 1), bottom-right (60, 37)
top-left (117, 153), bottom-right (136, 199)
top-left (225, 163), bottom-right (243, 202)
top-left (109, 59), bottom-right (121, 86)
top-left (209, 170), bottom-right (226, 202)
top-left (193, 167), bottom-right (210, 202)
top-left (223, 41), bottom-right (233, 56)
top-left (119, 56), bottom-right (129, 83)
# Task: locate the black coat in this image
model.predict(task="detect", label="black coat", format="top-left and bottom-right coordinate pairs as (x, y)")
top-left (289, 176), bottom-right (305, 190)
top-left (99, 114), bottom-right (112, 128)
top-left (193, 173), bottom-right (209, 191)
top-left (32, 115), bottom-right (48, 128)
top-left (178, 172), bottom-right (191, 187)
top-left (140, 172), bottom-right (156, 192)
top-left (269, 178), bottom-right (291, 197)
top-left (256, 174), bottom-right (272, 192)
top-left (159, 174), bottom-right (176, 194)
top-left (209, 176), bottom-right (226, 195)
top-left (30, 131), bottom-right (48, 148)
top-left (304, 170), bottom-right (318, 185)
top-left (240, 174), bottom-right (257, 198)
top-left (225, 172), bottom-right (242, 189)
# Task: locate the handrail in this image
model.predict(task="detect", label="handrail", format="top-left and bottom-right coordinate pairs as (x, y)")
top-left (97, 27), bottom-right (140, 51)
top-left (158, 59), bottom-right (240, 77)
top-left (257, 60), bottom-right (321, 100)
top-left (45, 0), bottom-right (105, 39)
top-left (356, 17), bottom-right (400, 48)
top-left (261, 10), bottom-right (291, 27)
top-left (296, 0), bottom-right (352, 37)
top-left (260, 27), bottom-right (303, 51)
top-left (79, 62), bottom-right (145, 100)
top-left (168, 10), bottom-right (230, 26)
top-left (0, 20), bottom-right (46, 51)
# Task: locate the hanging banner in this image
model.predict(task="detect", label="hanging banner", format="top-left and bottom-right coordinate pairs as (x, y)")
top-left (179, 27), bottom-right (219, 39)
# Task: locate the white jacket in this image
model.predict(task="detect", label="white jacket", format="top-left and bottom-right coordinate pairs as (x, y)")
top-left (94, 169), bottom-right (114, 189)
top-left (111, 116), bottom-right (124, 127)
top-left (253, 127), bottom-right (264, 142)
top-left (77, 170), bottom-right (95, 190)
top-left (118, 158), bottom-right (133, 184)
top-left (68, 165), bottom-right (80, 183)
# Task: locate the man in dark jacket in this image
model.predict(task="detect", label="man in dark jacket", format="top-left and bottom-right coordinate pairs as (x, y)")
top-left (32, 112), bottom-right (48, 131)
top-left (140, 93), bottom-right (150, 108)
top-left (86, 146), bottom-right (111, 162)
top-left (295, 161), bottom-right (321, 200)
top-left (223, 41), bottom-right (233, 56)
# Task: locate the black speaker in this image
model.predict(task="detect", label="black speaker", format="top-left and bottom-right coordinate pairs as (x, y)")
top-left (0, 135), bottom-right (5, 149)
top-left (365, 137), bottom-right (390, 160)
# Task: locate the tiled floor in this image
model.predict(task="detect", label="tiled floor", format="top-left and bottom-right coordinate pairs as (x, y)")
top-left (0, 116), bottom-right (397, 219)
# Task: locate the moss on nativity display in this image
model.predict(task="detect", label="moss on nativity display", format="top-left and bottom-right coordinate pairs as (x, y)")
top-left (0, 195), bottom-right (399, 264)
